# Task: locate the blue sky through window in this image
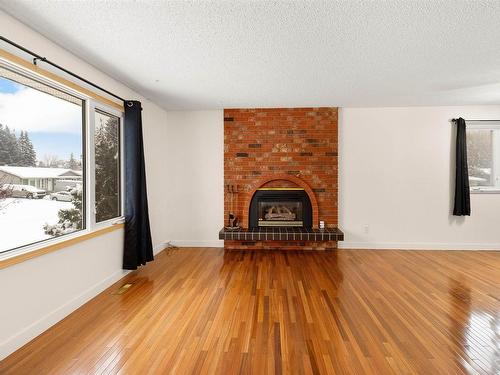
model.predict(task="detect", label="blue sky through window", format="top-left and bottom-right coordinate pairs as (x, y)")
top-left (0, 77), bottom-right (21, 93)
top-left (0, 76), bottom-right (82, 163)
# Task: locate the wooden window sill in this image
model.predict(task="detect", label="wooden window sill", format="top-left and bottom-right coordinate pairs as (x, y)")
top-left (0, 223), bottom-right (124, 270)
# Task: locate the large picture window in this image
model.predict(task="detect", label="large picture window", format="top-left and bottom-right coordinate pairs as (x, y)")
top-left (0, 62), bottom-right (123, 255)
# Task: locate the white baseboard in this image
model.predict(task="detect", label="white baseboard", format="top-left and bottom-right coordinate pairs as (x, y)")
top-left (153, 241), bottom-right (169, 254)
top-left (338, 241), bottom-right (500, 250)
top-left (0, 269), bottom-right (129, 361)
top-left (158, 240), bottom-right (500, 251)
top-left (168, 240), bottom-right (224, 248)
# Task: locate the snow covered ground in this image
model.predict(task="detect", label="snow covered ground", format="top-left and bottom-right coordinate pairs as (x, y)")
top-left (0, 198), bottom-right (73, 252)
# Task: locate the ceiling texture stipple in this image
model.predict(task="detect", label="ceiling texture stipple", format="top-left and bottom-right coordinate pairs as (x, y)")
top-left (1, 1), bottom-right (500, 110)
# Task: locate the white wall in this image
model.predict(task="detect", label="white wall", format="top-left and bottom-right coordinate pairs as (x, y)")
top-left (0, 231), bottom-right (125, 359)
top-left (163, 110), bottom-right (224, 247)
top-left (339, 106), bottom-right (500, 250)
top-left (0, 11), bottom-right (168, 359)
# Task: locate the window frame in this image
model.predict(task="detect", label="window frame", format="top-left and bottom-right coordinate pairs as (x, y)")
top-left (466, 121), bottom-right (500, 194)
top-left (89, 104), bottom-right (125, 229)
top-left (0, 57), bottom-right (124, 260)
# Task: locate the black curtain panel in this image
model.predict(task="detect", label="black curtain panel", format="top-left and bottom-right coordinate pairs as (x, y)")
top-left (453, 117), bottom-right (471, 216)
top-left (123, 101), bottom-right (154, 270)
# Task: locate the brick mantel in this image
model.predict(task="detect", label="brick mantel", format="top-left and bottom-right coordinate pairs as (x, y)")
top-left (224, 107), bottom-right (338, 250)
top-left (241, 174), bottom-right (319, 229)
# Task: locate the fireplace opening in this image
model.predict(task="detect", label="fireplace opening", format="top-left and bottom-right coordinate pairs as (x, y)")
top-left (249, 188), bottom-right (312, 229)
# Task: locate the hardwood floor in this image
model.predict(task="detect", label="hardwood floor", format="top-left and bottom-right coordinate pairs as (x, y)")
top-left (1, 248), bottom-right (499, 374)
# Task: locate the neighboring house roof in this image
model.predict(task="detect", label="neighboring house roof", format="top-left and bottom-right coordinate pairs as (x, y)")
top-left (0, 166), bottom-right (82, 179)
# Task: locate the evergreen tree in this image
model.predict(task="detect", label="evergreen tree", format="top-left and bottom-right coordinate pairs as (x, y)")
top-left (23, 131), bottom-right (37, 166)
top-left (0, 124), bottom-right (11, 165)
top-left (18, 131), bottom-right (36, 166)
top-left (95, 117), bottom-right (120, 222)
top-left (16, 130), bottom-right (24, 164)
top-left (0, 125), bottom-right (21, 166)
top-left (7, 127), bottom-right (21, 165)
top-left (68, 152), bottom-right (78, 170)
top-left (0, 126), bottom-right (36, 166)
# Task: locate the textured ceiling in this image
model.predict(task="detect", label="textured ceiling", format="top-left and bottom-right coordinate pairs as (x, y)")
top-left (1, 1), bottom-right (500, 110)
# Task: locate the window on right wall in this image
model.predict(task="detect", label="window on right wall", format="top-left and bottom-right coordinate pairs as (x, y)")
top-left (466, 121), bottom-right (500, 192)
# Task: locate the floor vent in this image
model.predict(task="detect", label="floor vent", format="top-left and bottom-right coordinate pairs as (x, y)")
top-left (115, 283), bottom-right (133, 295)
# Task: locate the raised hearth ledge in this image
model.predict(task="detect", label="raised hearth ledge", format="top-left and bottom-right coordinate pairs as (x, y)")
top-left (219, 227), bottom-right (344, 242)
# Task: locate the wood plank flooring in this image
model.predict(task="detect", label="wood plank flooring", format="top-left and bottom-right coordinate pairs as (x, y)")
top-left (1, 248), bottom-right (499, 374)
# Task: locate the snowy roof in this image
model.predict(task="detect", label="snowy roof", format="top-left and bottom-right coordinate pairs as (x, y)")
top-left (0, 166), bottom-right (82, 179)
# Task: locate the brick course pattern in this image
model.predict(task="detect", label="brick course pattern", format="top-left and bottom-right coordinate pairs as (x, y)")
top-left (224, 107), bottom-right (338, 250)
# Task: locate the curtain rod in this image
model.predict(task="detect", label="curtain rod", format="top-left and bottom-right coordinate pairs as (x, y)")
top-left (0, 36), bottom-right (126, 103)
top-left (451, 118), bottom-right (500, 122)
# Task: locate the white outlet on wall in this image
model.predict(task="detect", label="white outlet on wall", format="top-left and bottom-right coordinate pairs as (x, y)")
top-left (364, 225), bottom-right (370, 234)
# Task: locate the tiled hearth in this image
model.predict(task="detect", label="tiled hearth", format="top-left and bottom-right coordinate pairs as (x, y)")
top-left (219, 227), bottom-right (344, 242)
top-left (223, 107), bottom-right (341, 250)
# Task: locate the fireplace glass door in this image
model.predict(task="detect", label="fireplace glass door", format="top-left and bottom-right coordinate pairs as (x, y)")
top-left (258, 201), bottom-right (303, 227)
top-left (249, 189), bottom-right (312, 229)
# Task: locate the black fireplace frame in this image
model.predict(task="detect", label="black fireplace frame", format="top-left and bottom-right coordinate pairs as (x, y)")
top-left (249, 189), bottom-right (312, 229)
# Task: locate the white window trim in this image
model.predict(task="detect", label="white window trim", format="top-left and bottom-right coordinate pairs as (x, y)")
top-left (0, 59), bottom-right (125, 260)
top-left (466, 121), bottom-right (500, 129)
top-left (470, 187), bottom-right (500, 194)
top-left (91, 103), bottom-right (125, 230)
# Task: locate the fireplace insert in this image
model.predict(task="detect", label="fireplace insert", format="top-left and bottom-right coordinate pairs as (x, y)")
top-left (249, 188), bottom-right (312, 229)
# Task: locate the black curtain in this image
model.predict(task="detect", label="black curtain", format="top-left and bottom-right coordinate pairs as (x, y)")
top-left (123, 101), bottom-right (154, 269)
top-left (453, 117), bottom-right (471, 216)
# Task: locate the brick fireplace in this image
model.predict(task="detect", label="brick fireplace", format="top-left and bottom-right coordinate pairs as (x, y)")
top-left (221, 107), bottom-right (342, 250)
